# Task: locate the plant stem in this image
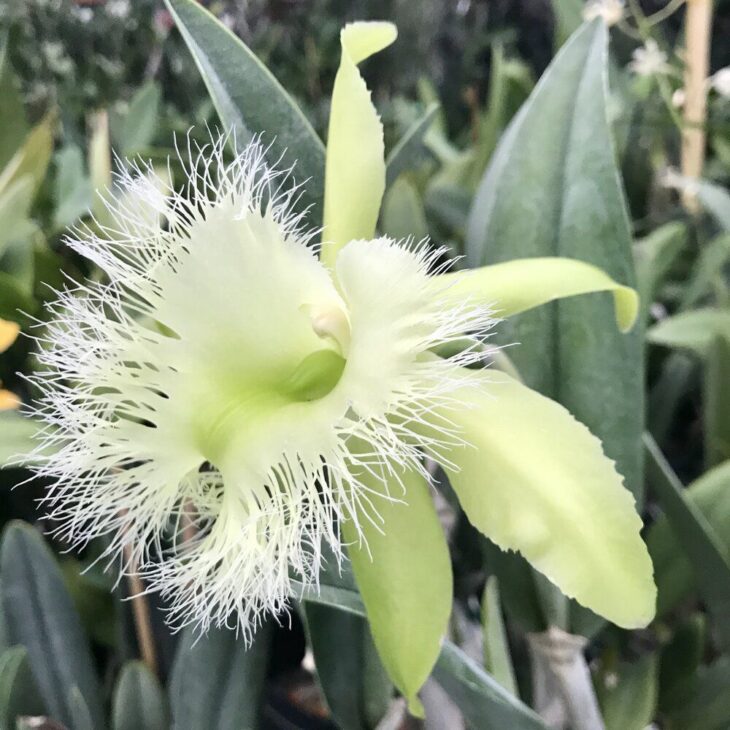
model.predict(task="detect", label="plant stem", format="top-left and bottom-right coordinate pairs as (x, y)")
top-left (123, 544), bottom-right (159, 676)
top-left (681, 0), bottom-right (713, 211)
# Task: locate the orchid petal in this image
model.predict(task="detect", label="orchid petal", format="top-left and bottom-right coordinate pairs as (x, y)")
top-left (437, 257), bottom-right (638, 332)
top-left (342, 461), bottom-right (452, 717)
top-left (321, 22), bottom-right (397, 268)
top-left (439, 369), bottom-right (655, 628)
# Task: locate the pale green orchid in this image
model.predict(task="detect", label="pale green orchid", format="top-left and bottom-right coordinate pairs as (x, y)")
top-left (28, 20), bottom-right (655, 718)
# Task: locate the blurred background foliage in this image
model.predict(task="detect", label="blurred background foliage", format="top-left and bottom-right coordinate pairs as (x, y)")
top-left (0, 0), bottom-right (729, 728)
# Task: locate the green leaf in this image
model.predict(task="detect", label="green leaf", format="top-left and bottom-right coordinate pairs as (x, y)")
top-left (663, 656), bottom-right (730, 730)
top-left (694, 180), bottom-right (730, 232)
top-left (322, 22), bottom-right (397, 267)
top-left (647, 459), bottom-right (730, 617)
top-left (659, 613), bottom-right (705, 712)
top-left (53, 146), bottom-right (92, 231)
top-left (438, 370), bottom-right (655, 629)
top-left (648, 308), bottom-right (730, 356)
top-left (0, 412), bottom-right (39, 468)
top-left (432, 643), bottom-right (548, 730)
top-left (119, 83), bottom-right (161, 157)
top-left (380, 177), bottom-right (428, 242)
top-left (481, 577), bottom-right (518, 696)
top-left (0, 37), bottom-right (28, 172)
top-left (169, 622), bottom-right (270, 730)
top-left (633, 222), bottom-right (686, 320)
top-left (596, 654), bottom-right (657, 730)
top-left (0, 176), bottom-right (36, 258)
top-left (437, 256), bottom-right (639, 332)
top-left (304, 605), bottom-right (392, 730)
top-left (341, 465), bottom-right (452, 717)
top-left (680, 233), bottom-right (730, 309)
top-left (0, 647), bottom-right (44, 728)
top-left (704, 336), bottom-right (730, 467)
top-left (0, 522), bottom-right (104, 729)
top-left (550, 0), bottom-right (584, 48)
top-left (644, 435), bottom-right (730, 650)
top-left (0, 113), bottom-right (55, 200)
top-left (113, 661), bottom-right (167, 730)
top-left (385, 103), bottom-right (439, 188)
top-left (465, 20), bottom-right (643, 500)
top-left (303, 564), bottom-right (545, 728)
top-left (68, 685), bottom-right (94, 730)
top-left (165, 0), bottom-right (325, 222)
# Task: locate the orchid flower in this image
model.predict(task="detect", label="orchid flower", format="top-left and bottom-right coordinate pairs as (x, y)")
top-left (27, 21), bottom-right (655, 714)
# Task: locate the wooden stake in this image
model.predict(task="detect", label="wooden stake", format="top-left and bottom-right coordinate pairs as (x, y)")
top-left (680, 0), bottom-right (713, 211)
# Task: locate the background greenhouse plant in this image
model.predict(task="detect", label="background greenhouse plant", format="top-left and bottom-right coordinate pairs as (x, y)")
top-left (0, 0), bottom-right (729, 729)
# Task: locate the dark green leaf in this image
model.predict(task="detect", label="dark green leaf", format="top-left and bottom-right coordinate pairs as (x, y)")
top-left (644, 435), bottom-right (730, 650)
top-left (704, 336), bottom-right (730, 467)
top-left (68, 686), bottom-right (94, 730)
top-left (165, 0), bottom-right (325, 223)
top-left (385, 103), bottom-right (439, 188)
top-left (0, 522), bottom-right (104, 729)
top-left (0, 37), bottom-right (28, 172)
top-left (169, 622), bottom-right (270, 730)
top-left (113, 661), bottom-right (167, 730)
top-left (596, 654), bottom-right (657, 730)
top-left (432, 643), bottom-right (548, 730)
top-left (466, 20), bottom-right (643, 499)
top-left (119, 83), bottom-right (161, 157)
top-left (0, 647), bottom-right (44, 728)
top-left (305, 605), bottom-right (392, 730)
top-left (302, 564), bottom-right (546, 729)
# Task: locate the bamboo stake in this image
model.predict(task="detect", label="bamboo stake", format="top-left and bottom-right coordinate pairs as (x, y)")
top-left (680, 0), bottom-right (713, 212)
top-left (123, 546), bottom-right (159, 676)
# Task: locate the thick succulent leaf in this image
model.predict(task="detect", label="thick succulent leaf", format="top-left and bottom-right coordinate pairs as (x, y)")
top-left (169, 622), bottom-right (270, 730)
top-left (644, 435), bottom-right (730, 650)
top-left (0, 646), bottom-right (45, 727)
top-left (648, 460), bottom-right (730, 617)
top-left (304, 604), bottom-right (392, 730)
top-left (437, 256), bottom-right (638, 332)
top-left (0, 522), bottom-right (104, 729)
top-left (321, 22), bottom-right (397, 267)
top-left (465, 20), bottom-right (643, 502)
top-left (112, 661), bottom-right (167, 730)
top-left (341, 465), bottom-right (452, 717)
top-left (438, 370), bottom-right (655, 628)
top-left (165, 0), bottom-right (325, 221)
top-left (300, 571), bottom-right (546, 729)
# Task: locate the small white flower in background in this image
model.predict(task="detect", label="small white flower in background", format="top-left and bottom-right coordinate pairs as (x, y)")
top-left (106, 0), bottom-right (131, 19)
top-left (72, 6), bottom-right (93, 23)
top-left (710, 66), bottom-right (730, 97)
top-left (672, 88), bottom-right (685, 108)
top-left (629, 39), bottom-right (671, 77)
top-left (27, 137), bottom-right (492, 639)
top-left (582, 0), bottom-right (624, 27)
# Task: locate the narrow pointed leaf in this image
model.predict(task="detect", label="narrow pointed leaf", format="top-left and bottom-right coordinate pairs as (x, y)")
top-left (342, 466), bottom-right (452, 717)
top-left (644, 434), bottom-right (730, 650)
top-left (0, 647), bottom-right (45, 727)
top-left (385, 103), bottom-right (439, 187)
top-left (438, 256), bottom-right (638, 332)
top-left (301, 576), bottom-right (545, 729)
top-left (0, 112), bottom-right (55, 199)
top-left (648, 308), bottom-right (730, 356)
top-left (169, 622), bottom-right (270, 730)
top-left (112, 661), bottom-right (167, 730)
top-left (321, 22), bottom-right (397, 267)
top-left (465, 20), bottom-right (643, 500)
top-left (0, 522), bottom-right (104, 729)
top-left (165, 0), bottom-right (325, 220)
top-left (438, 371), bottom-right (655, 628)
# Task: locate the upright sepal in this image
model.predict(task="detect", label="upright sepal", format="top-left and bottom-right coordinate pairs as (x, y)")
top-left (322, 22), bottom-right (397, 268)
